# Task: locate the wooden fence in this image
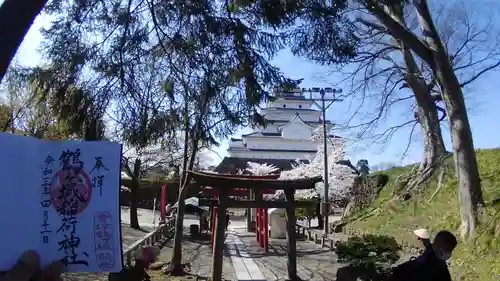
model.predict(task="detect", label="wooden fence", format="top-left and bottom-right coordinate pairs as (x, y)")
top-left (295, 223), bottom-right (348, 249)
top-left (122, 218), bottom-right (176, 267)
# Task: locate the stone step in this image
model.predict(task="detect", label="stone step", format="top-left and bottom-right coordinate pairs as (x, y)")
top-left (226, 232), bottom-right (266, 281)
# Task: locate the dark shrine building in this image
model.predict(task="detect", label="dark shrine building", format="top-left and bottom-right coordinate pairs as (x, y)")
top-left (213, 157), bottom-right (309, 175)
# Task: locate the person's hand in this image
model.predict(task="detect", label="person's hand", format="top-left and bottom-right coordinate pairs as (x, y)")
top-left (1, 251), bottom-right (65, 281)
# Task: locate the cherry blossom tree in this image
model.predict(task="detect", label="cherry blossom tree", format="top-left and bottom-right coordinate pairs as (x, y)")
top-left (121, 141), bottom-right (183, 229)
top-left (245, 162), bottom-right (280, 176)
top-left (242, 131), bottom-right (356, 229)
top-left (269, 126), bottom-right (358, 202)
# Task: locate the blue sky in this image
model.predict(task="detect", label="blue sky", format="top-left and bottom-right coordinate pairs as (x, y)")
top-left (7, 3), bottom-right (500, 168)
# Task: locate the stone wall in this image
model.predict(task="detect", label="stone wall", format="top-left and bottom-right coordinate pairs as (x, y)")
top-left (342, 173), bottom-right (390, 217)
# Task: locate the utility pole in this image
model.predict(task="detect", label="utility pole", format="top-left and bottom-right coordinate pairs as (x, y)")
top-left (306, 87), bottom-right (343, 236)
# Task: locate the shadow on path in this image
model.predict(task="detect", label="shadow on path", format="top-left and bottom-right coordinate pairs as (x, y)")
top-left (236, 233), bottom-right (345, 281)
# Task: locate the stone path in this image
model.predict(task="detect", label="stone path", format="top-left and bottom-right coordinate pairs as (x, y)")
top-left (151, 226), bottom-right (267, 281)
top-left (150, 224), bottom-right (416, 281)
top-left (62, 212), bottom-right (347, 281)
top-left (151, 223), bottom-right (343, 281)
top-left (226, 230), bottom-right (266, 281)
top-left (234, 230), bottom-right (342, 281)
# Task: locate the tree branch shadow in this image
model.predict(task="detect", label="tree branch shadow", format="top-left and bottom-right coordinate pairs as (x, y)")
top-left (336, 265), bottom-right (388, 281)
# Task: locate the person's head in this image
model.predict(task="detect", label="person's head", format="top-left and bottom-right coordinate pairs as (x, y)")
top-left (432, 230), bottom-right (458, 261)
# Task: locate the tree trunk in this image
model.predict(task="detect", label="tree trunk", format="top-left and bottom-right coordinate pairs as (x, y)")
top-left (316, 201), bottom-right (324, 229)
top-left (129, 178), bottom-right (140, 229)
top-left (392, 8), bottom-right (447, 178)
top-left (406, 85), bottom-right (447, 191)
top-left (169, 158), bottom-right (197, 275)
top-left (415, 99), bottom-right (447, 171)
top-left (129, 159), bottom-right (142, 229)
top-left (411, 0), bottom-right (485, 238)
top-left (383, 5), bottom-right (445, 194)
top-left (168, 98), bottom-right (190, 270)
top-left (170, 85), bottom-right (210, 273)
top-left (0, 0), bottom-right (48, 81)
top-left (370, 0), bottom-right (484, 237)
top-left (399, 97), bottom-right (448, 193)
top-left (168, 179), bottom-right (190, 275)
top-left (169, 102), bottom-right (201, 274)
top-left (435, 65), bottom-right (484, 239)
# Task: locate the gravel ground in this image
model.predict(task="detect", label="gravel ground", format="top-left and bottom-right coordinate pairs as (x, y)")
top-left (153, 230), bottom-right (236, 281)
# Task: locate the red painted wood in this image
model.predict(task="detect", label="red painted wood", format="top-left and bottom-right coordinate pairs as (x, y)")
top-left (262, 209), bottom-right (266, 248)
top-left (199, 175), bottom-right (279, 251)
top-left (256, 207), bottom-right (260, 243)
top-left (264, 207), bottom-right (269, 252)
top-left (200, 187), bottom-right (275, 195)
top-left (259, 208), bottom-right (262, 247)
top-left (261, 208), bottom-right (264, 247)
top-left (261, 208), bottom-right (264, 246)
top-left (160, 184), bottom-right (167, 220)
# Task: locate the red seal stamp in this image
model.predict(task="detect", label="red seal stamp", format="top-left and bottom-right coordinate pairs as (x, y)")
top-left (50, 166), bottom-right (92, 215)
top-left (94, 211), bottom-right (115, 270)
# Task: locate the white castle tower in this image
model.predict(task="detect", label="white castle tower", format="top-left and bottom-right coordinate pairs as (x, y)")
top-left (214, 89), bottom-right (338, 174)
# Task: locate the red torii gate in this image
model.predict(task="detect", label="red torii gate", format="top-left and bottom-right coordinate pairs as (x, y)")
top-left (191, 171), bottom-right (321, 281)
top-left (200, 174), bottom-right (279, 252)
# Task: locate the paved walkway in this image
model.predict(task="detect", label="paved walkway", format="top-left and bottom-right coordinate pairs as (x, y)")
top-left (151, 222), bottom-right (343, 281)
top-left (230, 227), bottom-right (340, 281)
top-left (226, 229), bottom-right (266, 281)
top-left (63, 214), bottom-right (346, 281)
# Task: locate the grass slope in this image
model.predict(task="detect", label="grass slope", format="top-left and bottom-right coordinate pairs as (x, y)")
top-left (345, 149), bottom-right (500, 281)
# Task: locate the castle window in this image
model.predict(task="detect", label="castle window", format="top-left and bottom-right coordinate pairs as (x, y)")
top-left (299, 105), bottom-right (302, 108)
top-left (283, 104), bottom-right (286, 108)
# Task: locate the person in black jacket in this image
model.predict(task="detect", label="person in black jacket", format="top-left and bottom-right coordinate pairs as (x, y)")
top-left (392, 230), bottom-right (457, 281)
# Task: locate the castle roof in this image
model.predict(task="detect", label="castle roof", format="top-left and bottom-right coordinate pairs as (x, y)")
top-left (275, 93), bottom-right (308, 100)
top-left (277, 113), bottom-right (313, 131)
top-left (227, 147), bottom-right (317, 153)
top-left (263, 107), bottom-right (318, 112)
top-left (265, 118), bottom-right (331, 125)
top-left (241, 132), bottom-right (281, 138)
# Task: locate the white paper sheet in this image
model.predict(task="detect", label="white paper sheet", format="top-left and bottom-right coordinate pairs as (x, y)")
top-left (0, 133), bottom-right (123, 272)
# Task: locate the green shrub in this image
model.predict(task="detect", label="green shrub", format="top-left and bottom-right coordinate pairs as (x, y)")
top-left (335, 234), bottom-right (402, 270)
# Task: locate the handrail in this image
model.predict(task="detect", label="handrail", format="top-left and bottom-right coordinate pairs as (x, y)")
top-left (122, 217), bottom-right (176, 267)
